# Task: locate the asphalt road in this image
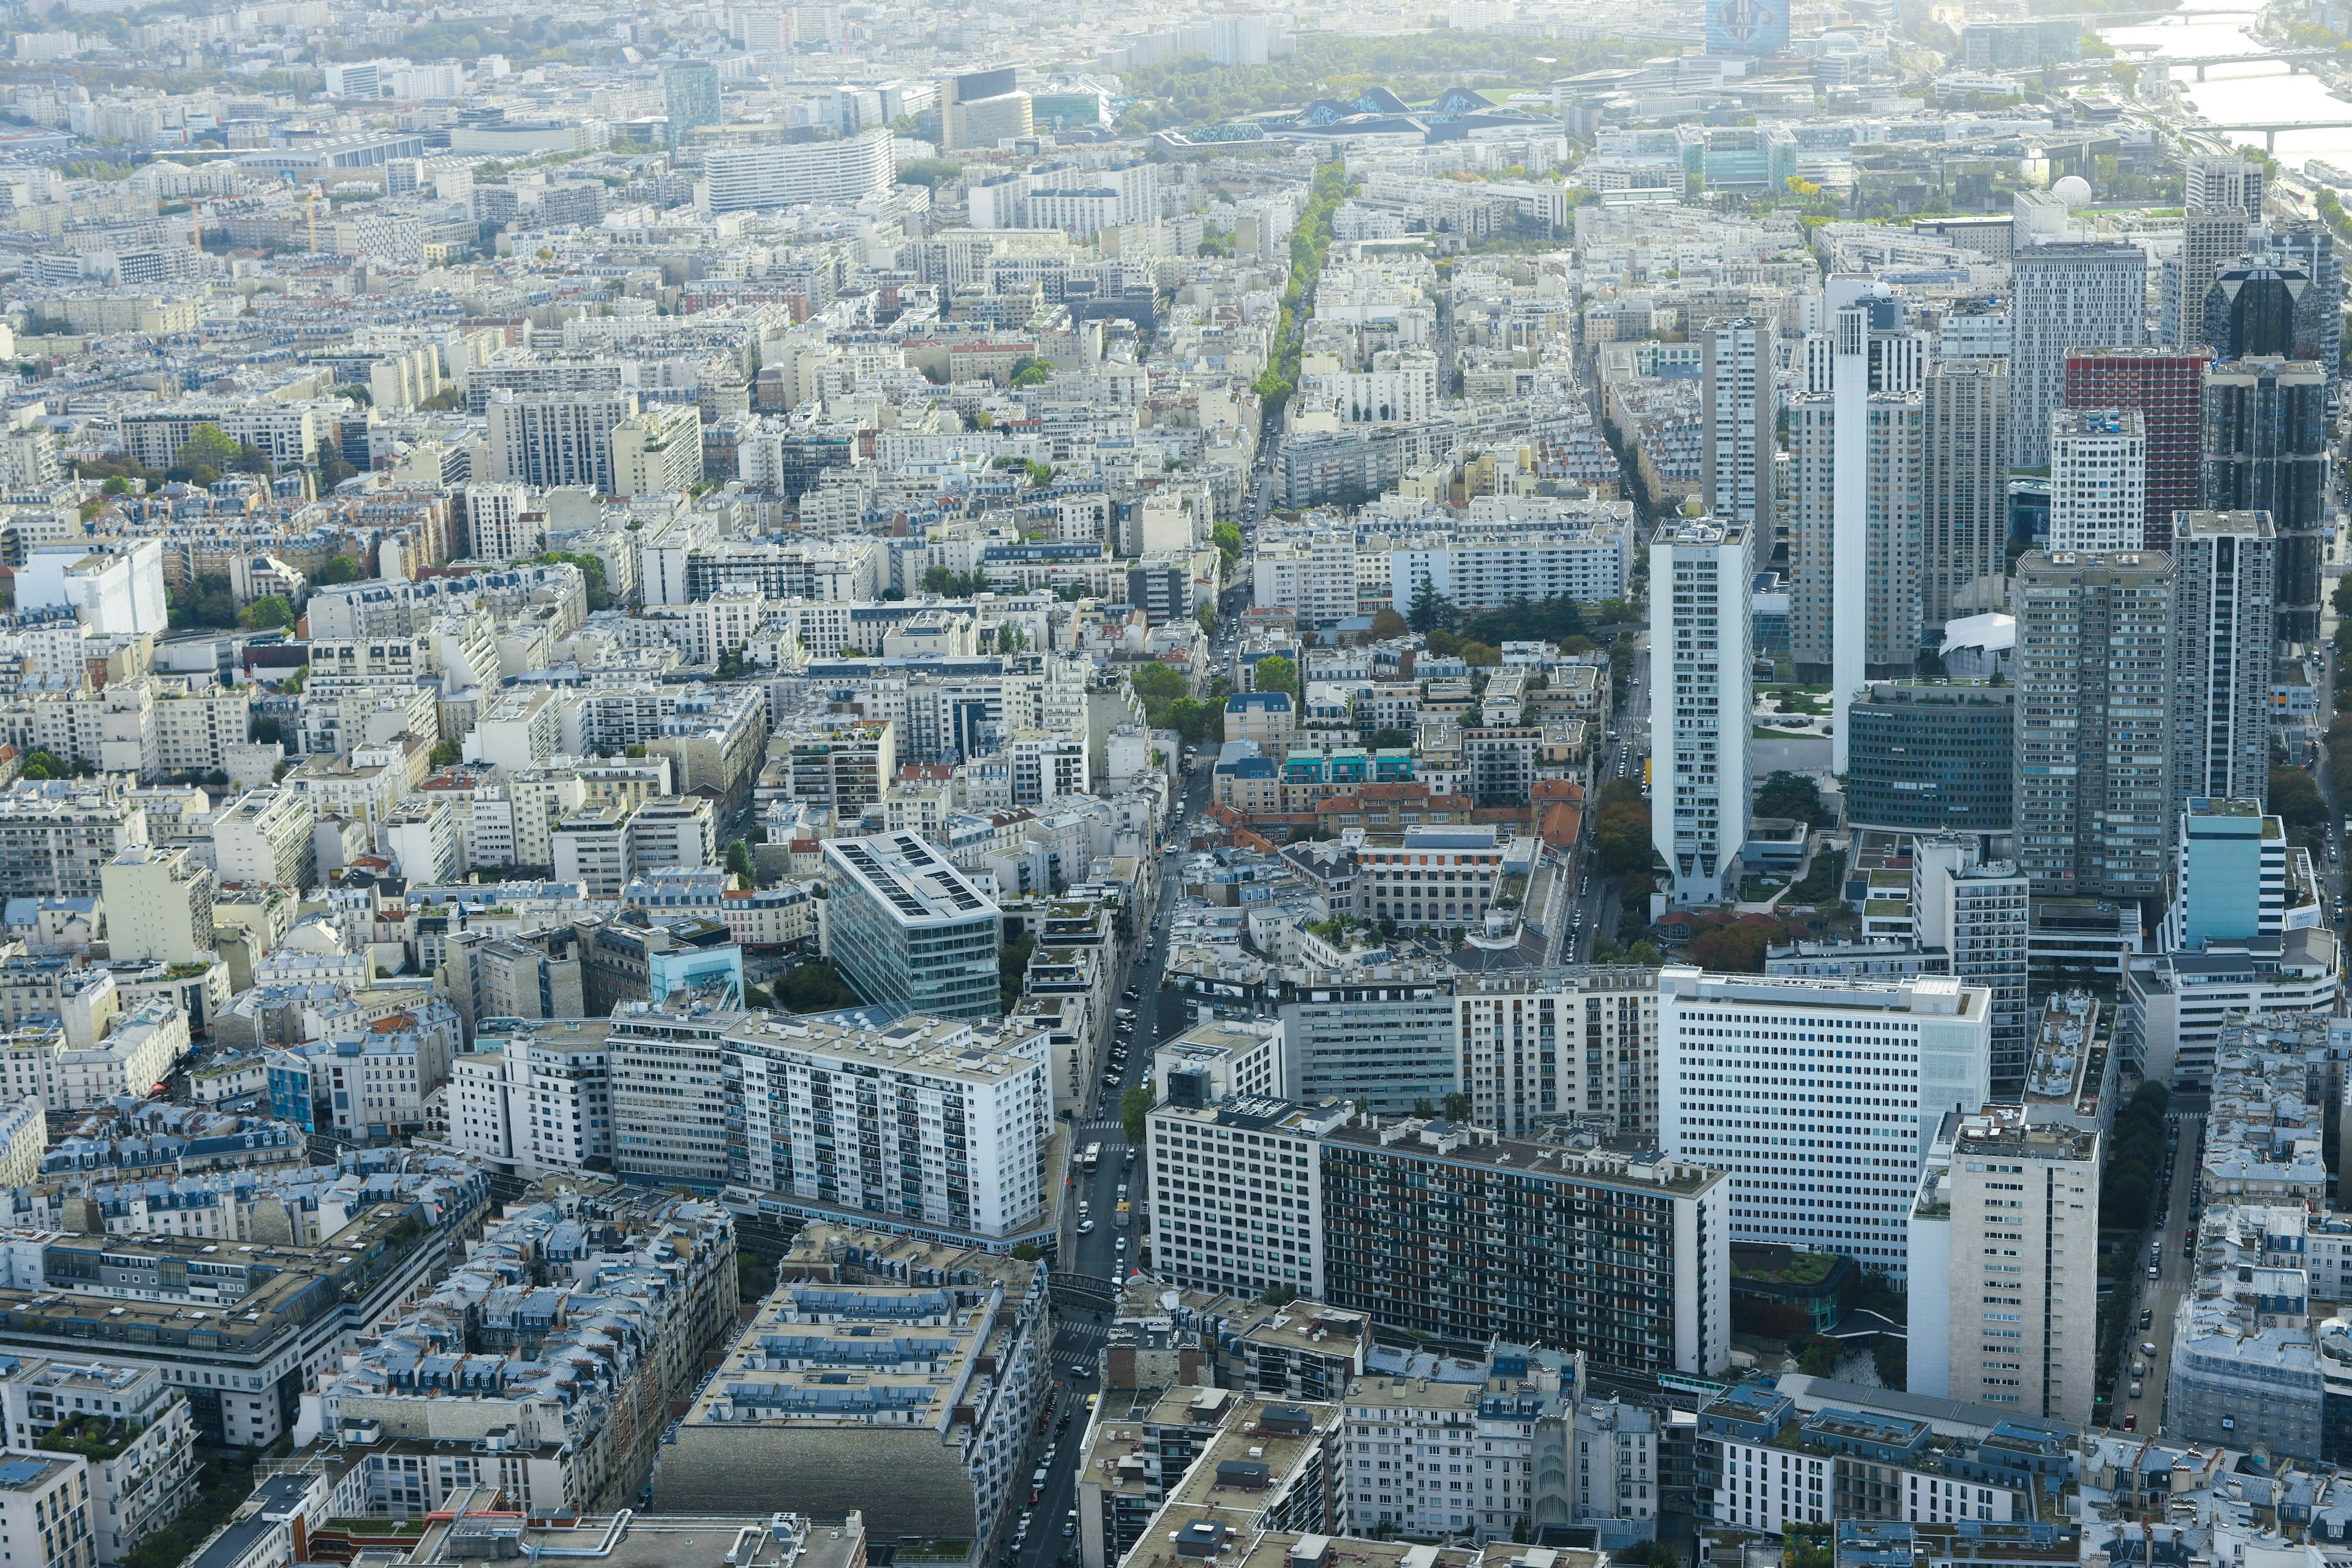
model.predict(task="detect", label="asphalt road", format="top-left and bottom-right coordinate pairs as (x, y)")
top-left (2127, 1111), bottom-right (2204, 1438)
top-left (1575, 632), bottom-right (1649, 957)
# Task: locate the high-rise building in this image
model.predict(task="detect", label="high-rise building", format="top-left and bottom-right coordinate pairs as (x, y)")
top-left (1651, 519), bottom-right (1751, 905)
top-left (2184, 153), bottom-right (2266, 217)
top-left (1788, 278), bottom-right (1927, 755)
top-left (2012, 550), bottom-right (2176, 900)
top-left (822, 831), bottom-right (1003, 1020)
top-left (2010, 243), bottom-right (2147, 467)
top-left (1145, 1096), bottom-right (1346, 1299)
top-left (662, 61), bottom-right (720, 148)
top-left (2203, 257), bottom-right (2312, 361)
top-left (1912, 837), bottom-right (2030, 1098)
top-left (703, 128), bottom-right (896, 214)
top-left (2062, 347), bottom-right (2211, 554)
top-left (1907, 1105), bottom-right (2100, 1423)
top-left (2177, 206), bottom-right (2253, 349)
top-left (2171, 511), bottom-right (2276, 816)
top-left (1453, 970), bottom-right (1658, 1138)
top-left (942, 67), bottom-right (1031, 151)
top-left (0, 782), bottom-right (149, 900)
top-left (2255, 221), bottom-right (2342, 400)
top-left (1706, 0), bottom-right (1789, 54)
top-left (1845, 682), bottom-right (2015, 835)
top-left (485, 390), bottom-right (635, 494)
top-left (1702, 317), bottom-right (1776, 546)
top-left (2201, 356), bottom-right (2326, 644)
top-left (1922, 358), bottom-right (2008, 628)
top-left (2168, 796), bottom-right (2288, 951)
top-left (2048, 407), bottom-right (2146, 553)
top-left (1657, 967), bottom-right (1995, 1281)
top-left (99, 845), bottom-right (214, 965)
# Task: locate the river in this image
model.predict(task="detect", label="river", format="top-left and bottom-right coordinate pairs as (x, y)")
top-left (2102, 0), bottom-right (2352, 173)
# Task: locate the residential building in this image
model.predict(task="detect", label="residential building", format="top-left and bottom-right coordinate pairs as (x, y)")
top-left (1922, 358), bottom-right (2009, 629)
top-left (0, 785), bottom-right (150, 902)
top-left (1146, 1096), bottom-right (1347, 1300)
top-left (1652, 519), bottom-right (1751, 903)
top-left (650, 1223), bottom-right (1047, 1542)
top-left (2171, 511), bottom-right (2277, 815)
top-left (484, 391), bottom-right (634, 494)
top-left (1353, 825), bottom-right (1521, 932)
top-left (2062, 347), bottom-right (2211, 554)
top-left (1658, 967), bottom-right (1996, 1280)
top-left (97, 846), bottom-right (214, 965)
top-left (1907, 1106), bottom-right (2100, 1422)
top-left (2012, 551), bottom-right (2176, 900)
top-left (2047, 409), bottom-right (2146, 553)
top-left (2123, 927), bottom-right (2342, 1084)
top-left (2009, 243), bottom-right (2146, 467)
top-left (1703, 316), bottom-right (1777, 541)
top-left (211, 790), bottom-right (315, 891)
top-left (704, 129), bottom-right (895, 212)
top-left (1912, 839), bottom-right (2031, 1099)
top-left (1453, 970), bottom-right (1658, 1139)
top-left (822, 832), bottom-right (1003, 1021)
top-left (0, 1356), bottom-right (197, 1566)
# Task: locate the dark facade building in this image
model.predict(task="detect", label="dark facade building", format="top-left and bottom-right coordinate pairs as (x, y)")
top-left (1317, 1117), bottom-right (1727, 1373)
top-left (2200, 356), bottom-right (2327, 643)
top-left (2062, 347), bottom-right (2211, 553)
top-left (2203, 259), bottom-right (2312, 361)
top-left (1844, 681), bottom-right (2015, 835)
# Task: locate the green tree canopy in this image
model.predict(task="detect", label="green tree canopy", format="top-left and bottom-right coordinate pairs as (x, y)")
top-left (238, 595), bottom-right (294, 631)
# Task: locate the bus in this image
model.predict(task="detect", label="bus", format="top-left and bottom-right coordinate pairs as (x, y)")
top-left (1082, 1142), bottom-right (1102, 1173)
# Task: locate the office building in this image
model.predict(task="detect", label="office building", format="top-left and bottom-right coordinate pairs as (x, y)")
top-left (2012, 551), bottom-right (2176, 900)
top-left (2062, 348), bottom-right (2211, 555)
top-left (0, 784), bottom-right (149, 901)
top-left (1788, 279), bottom-right (1928, 737)
top-left (1702, 317), bottom-right (1776, 542)
top-left (652, 1224), bottom-right (1047, 1541)
top-left (2047, 409), bottom-right (2146, 553)
top-left (1316, 1112), bottom-right (1730, 1373)
top-left (2123, 926), bottom-right (2340, 1085)
top-left (2171, 511), bottom-right (2277, 815)
top-left (1910, 1104), bottom-right (2098, 1420)
top-left (2255, 220), bottom-right (2342, 399)
top-left (704, 129), bottom-right (897, 213)
top-left (484, 391), bottom-right (634, 494)
top-left (1652, 519), bottom-right (1751, 905)
top-left (2204, 256), bottom-right (2313, 361)
top-left (1922, 358), bottom-right (2009, 628)
top-left (2170, 797), bottom-right (2287, 951)
top-left (1845, 682), bottom-right (2015, 835)
top-left (942, 68), bottom-right (1031, 151)
top-left (821, 831), bottom-right (1002, 1020)
top-left (1280, 967), bottom-right (1458, 1115)
top-left (1658, 967), bottom-right (1994, 1280)
top-left (2178, 206), bottom-right (2253, 349)
top-left (1913, 839), bottom-right (2030, 1098)
top-left (1147, 1096), bottom-right (1347, 1299)
top-left (2201, 358), bottom-right (2326, 644)
top-left (2185, 153), bottom-right (2266, 217)
top-left (663, 61), bottom-right (720, 148)
top-left (97, 845), bottom-right (213, 965)
top-left (2010, 243), bottom-right (2146, 467)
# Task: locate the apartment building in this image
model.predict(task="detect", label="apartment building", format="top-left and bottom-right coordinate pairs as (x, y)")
top-left (0, 784), bottom-right (149, 901)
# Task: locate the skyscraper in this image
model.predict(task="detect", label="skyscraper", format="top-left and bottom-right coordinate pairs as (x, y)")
top-left (662, 62), bottom-right (720, 150)
top-left (2177, 206), bottom-right (2253, 349)
top-left (2255, 221), bottom-right (2342, 401)
top-left (1923, 358), bottom-right (2010, 628)
top-left (1652, 519), bottom-right (1752, 906)
top-left (2048, 407), bottom-right (2146, 553)
top-left (2203, 257), bottom-right (2310, 361)
top-left (1701, 317), bottom-right (1776, 549)
top-left (2184, 153), bottom-right (2266, 217)
top-left (1789, 278), bottom-right (1927, 763)
top-left (2170, 510), bottom-right (2277, 816)
top-left (2201, 356), bottom-right (2327, 643)
top-left (2011, 243), bottom-right (2147, 467)
top-left (2062, 346), bottom-right (2211, 554)
top-left (1912, 837), bottom-right (2030, 1098)
top-left (2012, 549), bottom-right (2176, 900)
top-left (1706, 0), bottom-right (1790, 54)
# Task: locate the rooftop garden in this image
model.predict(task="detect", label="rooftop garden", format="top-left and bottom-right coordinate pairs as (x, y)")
top-left (35, 1414), bottom-right (141, 1461)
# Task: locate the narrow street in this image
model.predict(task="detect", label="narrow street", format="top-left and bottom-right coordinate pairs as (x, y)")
top-left (2131, 1110), bottom-right (2204, 1438)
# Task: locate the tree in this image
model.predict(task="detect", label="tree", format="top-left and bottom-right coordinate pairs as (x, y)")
top-left (1441, 1090), bottom-right (1472, 1122)
top-left (1197, 603), bottom-right (1216, 636)
top-left (725, 837), bottom-right (755, 887)
top-left (528, 551), bottom-right (609, 612)
top-left (774, 961), bottom-right (861, 1012)
top-left (922, 564), bottom-right (987, 597)
top-left (1368, 726), bottom-right (1412, 750)
top-left (995, 622), bottom-right (1028, 654)
top-left (1406, 578), bottom-right (1457, 634)
top-left (313, 553), bottom-right (361, 587)
top-left (17, 748), bottom-right (73, 781)
top-left (1689, 922), bottom-right (1772, 973)
top-left (1593, 777), bottom-right (1653, 875)
top-left (1754, 770), bottom-right (1825, 826)
top-left (1121, 1084), bottom-right (1153, 1143)
top-left (429, 741), bottom-right (461, 768)
top-left (1253, 655), bottom-right (1298, 704)
top-left (1010, 1240), bottom-right (1042, 1262)
top-left (1369, 607), bottom-right (1408, 639)
top-left (178, 423), bottom-right (241, 473)
top-left (1212, 522), bottom-right (1243, 571)
top-left (238, 595), bottom-right (294, 631)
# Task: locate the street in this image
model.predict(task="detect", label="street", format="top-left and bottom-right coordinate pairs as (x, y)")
top-left (1575, 631), bottom-right (1650, 957)
top-left (2125, 1110), bottom-right (2204, 1437)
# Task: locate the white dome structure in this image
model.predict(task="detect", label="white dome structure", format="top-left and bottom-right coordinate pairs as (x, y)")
top-left (2051, 175), bottom-right (2094, 206)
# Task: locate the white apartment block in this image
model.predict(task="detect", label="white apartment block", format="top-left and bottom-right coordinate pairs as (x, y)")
top-left (0, 785), bottom-right (151, 901)
top-left (211, 788), bottom-right (316, 889)
top-left (1387, 526), bottom-right (1632, 613)
top-left (450, 1026), bottom-right (613, 1176)
top-left (2048, 407), bottom-right (2146, 553)
top-left (1658, 967), bottom-right (1994, 1280)
top-left (704, 128), bottom-right (895, 212)
top-left (1146, 1097), bottom-right (1345, 1298)
top-left (0, 1001), bottom-right (190, 1112)
top-left (1253, 537), bottom-right (1362, 625)
top-left (486, 391), bottom-right (634, 494)
top-left (2008, 243), bottom-right (2146, 467)
top-left (1907, 1106), bottom-right (2100, 1423)
top-left (1702, 315), bottom-right (1776, 538)
top-left (1340, 1373), bottom-right (1481, 1539)
top-left (0, 1355), bottom-right (197, 1567)
top-left (1651, 519), bottom-right (1750, 906)
top-left (1453, 970), bottom-right (1658, 1139)
top-left (463, 483), bottom-right (545, 563)
top-left (728, 1012), bottom-right (1052, 1238)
